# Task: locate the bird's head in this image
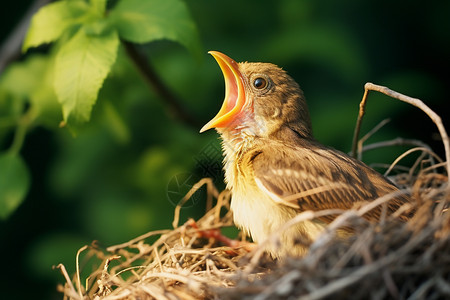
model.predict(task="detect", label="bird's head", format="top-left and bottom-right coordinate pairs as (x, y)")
top-left (200, 51), bottom-right (312, 142)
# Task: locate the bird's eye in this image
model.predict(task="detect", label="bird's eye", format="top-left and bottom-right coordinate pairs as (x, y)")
top-left (253, 77), bottom-right (267, 89)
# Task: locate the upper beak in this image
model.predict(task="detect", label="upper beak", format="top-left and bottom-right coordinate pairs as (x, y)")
top-left (200, 51), bottom-right (246, 133)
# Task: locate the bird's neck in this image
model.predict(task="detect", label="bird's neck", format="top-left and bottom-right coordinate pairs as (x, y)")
top-left (219, 127), bottom-right (255, 164)
top-left (219, 122), bottom-right (314, 158)
top-left (217, 126), bottom-right (256, 190)
top-left (218, 123), bottom-right (315, 191)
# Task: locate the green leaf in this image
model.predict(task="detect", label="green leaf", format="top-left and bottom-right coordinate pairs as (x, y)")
top-left (89, 0), bottom-right (107, 15)
top-left (0, 55), bottom-right (62, 126)
top-left (0, 153), bottom-right (30, 220)
top-left (54, 28), bottom-right (119, 124)
top-left (23, 0), bottom-right (89, 52)
top-left (110, 0), bottom-right (202, 58)
top-left (0, 55), bottom-right (48, 97)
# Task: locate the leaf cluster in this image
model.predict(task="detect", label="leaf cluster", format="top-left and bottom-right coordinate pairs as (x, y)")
top-left (0, 0), bottom-right (202, 219)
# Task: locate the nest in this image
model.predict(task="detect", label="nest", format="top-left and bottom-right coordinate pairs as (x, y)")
top-left (56, 84), bottom-right (450, 299)
top-left (56, 171), bottom-right (449, 300)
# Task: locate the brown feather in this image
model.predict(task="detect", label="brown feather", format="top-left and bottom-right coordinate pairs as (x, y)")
top-left (249, 135), bottom-right (410, 223)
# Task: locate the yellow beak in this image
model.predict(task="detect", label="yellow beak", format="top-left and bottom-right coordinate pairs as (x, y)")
top-left (200, 51), bottom-right (246, 133)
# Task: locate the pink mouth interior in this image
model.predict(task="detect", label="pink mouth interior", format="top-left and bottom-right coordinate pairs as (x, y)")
top-left (221, 60), bottom-right (240, 115)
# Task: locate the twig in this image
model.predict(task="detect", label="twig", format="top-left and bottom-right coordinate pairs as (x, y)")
top-left (55, 264), bottom-right (80, 300)
top-left (369, 163), bottom-right (410, 173)
top-left (408, 277), bottom-right (436, 300)
top-left (351, 87), bottom-right (370, 158)
top-left (172, 178), bottom-right (218, 229)
top-left (255, 270), bottom-right (301, 300)
top-left (357, 118), bottom-right (391, 160)
top-left (8, 110), bottom-right (31, 154)
top-left (107, 229), bottom-right (170, 252)
top-left (330, 229), bottom-right (373, 272)
top-left (421, 161), bottom-right (448, 174)
top-left (76, 245), bottom-right (89, 299)
top-left (384, 147), bottom-right (443, 177)
top-left (351, 83), bottom-right (450, 185)
top-left (360, 138), bottom-right (431, 157)
top-left (382, 269), bottom-right (399, 299)
top-left (123, 41), bottom-right (201, 129)
top-left (0, 0), bottom-right (51, 73)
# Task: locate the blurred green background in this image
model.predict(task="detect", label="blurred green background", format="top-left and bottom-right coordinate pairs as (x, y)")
top-left (0, 0), bottom-right (449, 298)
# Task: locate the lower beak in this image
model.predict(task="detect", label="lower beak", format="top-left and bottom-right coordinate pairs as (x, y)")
top-left (200, 51), bottom-right (246, 133)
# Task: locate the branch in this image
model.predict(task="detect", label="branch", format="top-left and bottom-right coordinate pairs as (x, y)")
top-left (123, 42), bottom-right (202, 129)
top-left (351, 82), bottom-right (450, 185)
top-left (0, 0), bottom-right (50, 73)
top-left (360, 138), bottom-right (431, 154)
top-left (351, 87), bottom-right (369, 158)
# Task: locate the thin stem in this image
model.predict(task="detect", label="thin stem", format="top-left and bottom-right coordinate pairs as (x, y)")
top-left (8, 111), bottom-right (33, 155)
top-left (123, 41), bottom-right (201, 129)
top-left (357, 118), bottom-right (391, 160)
top-left (351, 87), bottom-right (369, 158)
top-left (360, 138), bottom-right (431, 154)
top-left (0, 0), bottom-right (51, 73)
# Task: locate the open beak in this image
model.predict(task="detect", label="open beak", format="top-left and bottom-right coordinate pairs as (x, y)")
top-left (200, 51), bottom-right (246, 133)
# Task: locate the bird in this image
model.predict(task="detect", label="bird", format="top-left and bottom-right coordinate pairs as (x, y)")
top-left (200, 51), bottom-right (410, 257)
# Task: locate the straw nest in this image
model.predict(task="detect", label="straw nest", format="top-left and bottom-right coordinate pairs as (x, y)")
top-left (56, 85), bottom-right (450, 299)
top-left (56, 160), bottom-right (450, 300)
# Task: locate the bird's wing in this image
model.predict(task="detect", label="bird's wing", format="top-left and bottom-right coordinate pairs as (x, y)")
top-left (251, 142), bottom-right (407, 221)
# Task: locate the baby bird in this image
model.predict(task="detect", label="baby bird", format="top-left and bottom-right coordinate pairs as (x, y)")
top-left (200, 51), bottom-right (410, 256)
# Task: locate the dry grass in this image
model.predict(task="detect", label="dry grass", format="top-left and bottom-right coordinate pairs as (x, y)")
top-left (56, 84), bottom-right (450, 299)
top-left (56, 170), bottom-right (449, 300)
